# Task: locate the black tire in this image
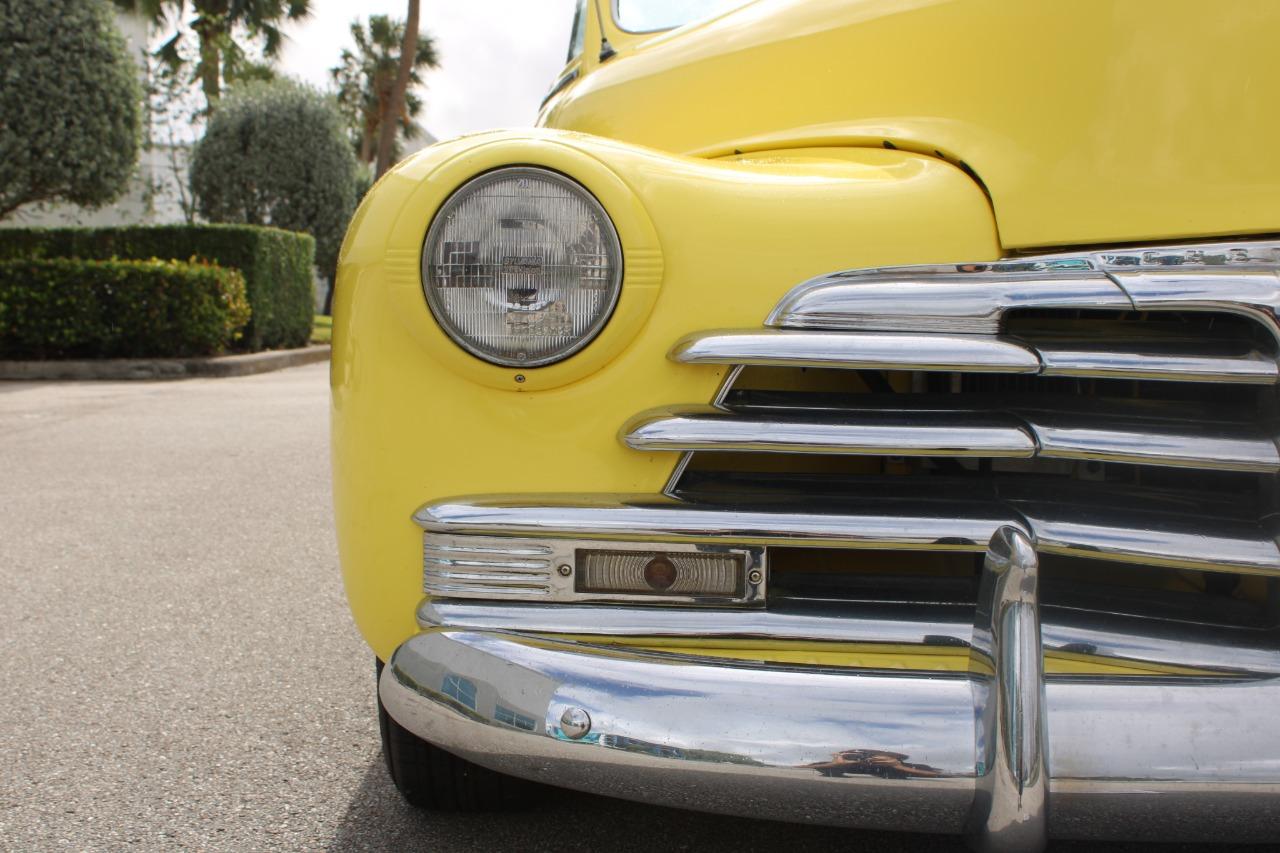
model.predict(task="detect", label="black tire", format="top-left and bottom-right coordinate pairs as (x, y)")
top-left (376, 659), bottom-right (538, 811)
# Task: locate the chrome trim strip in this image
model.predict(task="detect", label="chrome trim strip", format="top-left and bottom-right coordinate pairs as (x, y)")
top-left (424, 556), bottom-right (552, 572)
top-left (624, 407), bottom-right (1037, 458)
top-left (425, 581), bottom-right (552, 598)
top-left (660, 364), bottom-right (743, 499)
top-left (418, 599), bottom-right (1280, 676)
top-left (414, 494), bottom-right (1280, 575)
top-left (424, 542), bottom-right (553, 556)
top-left (416, 494), bottom-right (1019, 552)
top-left (710, 363), bottom-right (744, 408)
top-left (1114, 267), bottom-right (1280, 346)
top-left (1035, 341), bottom-right (1278, 384)
top-left (1018, 503), bottom-right (1280, 574)
top-left (539, 67), bottom-right (579, 107)
top-left (660, 450), bottom-right (695, 498)
top-left (623, 405), bottom-right (1280, 473)
top-left (767, 239), bottom-right (1280, 342)
top-left (382, 629), bottom-right (1280, 841)
top-left (418, 598), bottom-right (968, 645)
top-left (670, 329), bottom-right (1279, 384)
top-left (968, 528), bottom-right (1048, 853)
top-left (770, 270), bottom-right (1129, 334)
top-left (1028, 413), bottom-right (1279, 472)
top-left (671, 329), bottom-right (1043, 373)
top-left (425, 568), bottom-right (551, 585)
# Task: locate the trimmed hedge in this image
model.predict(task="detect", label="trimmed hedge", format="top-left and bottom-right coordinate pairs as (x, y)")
top-left (0, 225), bottom-right (314, 351)
top-left (0, 258), bottom-right (250, 359)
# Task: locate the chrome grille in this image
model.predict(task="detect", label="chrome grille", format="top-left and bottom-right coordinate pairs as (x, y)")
top-left (630, 238), bottom-right (1280, 580)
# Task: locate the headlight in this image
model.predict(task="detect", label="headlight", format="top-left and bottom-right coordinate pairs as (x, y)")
top-left (421, 167), bottom-right (623, 368)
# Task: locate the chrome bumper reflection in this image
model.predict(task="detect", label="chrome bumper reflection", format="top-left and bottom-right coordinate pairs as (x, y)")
top-left (383, 528), bottom-right (1280, 845)
top-left (382, 628), bottom-right (979, 834)
top-left (381, 628), bottom-right (1280, 844)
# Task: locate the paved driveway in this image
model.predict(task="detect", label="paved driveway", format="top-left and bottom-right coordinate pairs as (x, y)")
top-left (0, 364), bottom-right (1247, 851)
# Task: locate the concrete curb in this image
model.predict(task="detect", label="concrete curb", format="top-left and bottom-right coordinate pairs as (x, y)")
top-left (0, 344), bottom-right (330, 381)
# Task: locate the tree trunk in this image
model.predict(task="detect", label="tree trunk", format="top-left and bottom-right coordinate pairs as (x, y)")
top-left (375, 0), bottom-right (420, 177)
top-left (359, 127), bottom-right (374, 164)
top-left (197, 31), bottom-right (221, 111)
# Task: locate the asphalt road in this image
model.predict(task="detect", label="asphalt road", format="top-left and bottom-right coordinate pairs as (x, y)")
top-left (0, 364), bottom-right (1265, 851)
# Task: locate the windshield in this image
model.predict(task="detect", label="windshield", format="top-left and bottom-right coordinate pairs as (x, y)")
top-left (566, 0), bottom-right (587, 61)
top-left (614, 0), bottom-right (751, 33)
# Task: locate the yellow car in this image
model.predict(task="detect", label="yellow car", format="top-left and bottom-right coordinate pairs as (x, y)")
top-left (332, 1), bottom-right (1280, 847)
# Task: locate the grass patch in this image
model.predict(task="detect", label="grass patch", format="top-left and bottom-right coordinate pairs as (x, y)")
top-left (311, 314), bottom-right (332, 344)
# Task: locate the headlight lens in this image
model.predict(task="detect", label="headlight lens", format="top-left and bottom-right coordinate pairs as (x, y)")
top-left (421, 167), bottom-right (623, 368)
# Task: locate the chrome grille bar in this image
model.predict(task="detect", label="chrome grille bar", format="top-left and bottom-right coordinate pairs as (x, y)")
top-left (672, 329), bottom-right (1044, 374)
top-left (769, 269), bottom-right (1130, 334)
top-left (767, 239), bottom-right (1280, 342)
top-left (624, 406), bottom-right (1037, 458)
top-left (1035, 340), bottom-right (1278, 383)
top-left (417, 494), bottom-right (1017, 551)
top-left (1115, 267), bottom-right (1280, 344)
top-left (624, 403), bottom-right (1280, 473)
top-left (672, 329), bottom-right (1279, 384)
top-left (1028, 411), bottom-right (1278, 472)
top-left (415, 493), bottom-right (1280, 576)
top-left (1015, 503), bottom-right (1280, 574)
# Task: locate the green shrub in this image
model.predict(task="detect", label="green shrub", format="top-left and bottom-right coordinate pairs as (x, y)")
top-left (0, 224), bottom-right (314, 350)
top-left (0, 258), bottom-right (250, 359)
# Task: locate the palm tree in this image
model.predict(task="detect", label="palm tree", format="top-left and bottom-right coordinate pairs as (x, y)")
top-left (331, 14), bottom-right (439, 166)
top-left (115, 0), bottom-right (311, 111)
top-left (376, 0), bottom-right (420, 177)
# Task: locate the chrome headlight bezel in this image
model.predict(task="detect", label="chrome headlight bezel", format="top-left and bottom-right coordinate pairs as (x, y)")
top-left (419, 166), bottom-right (625, 369)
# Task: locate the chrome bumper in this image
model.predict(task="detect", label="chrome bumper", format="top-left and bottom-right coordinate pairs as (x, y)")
top-left (382, 627), bottom-right (1280, 844)
top-left (381, 529), bottom-right (1280, 847)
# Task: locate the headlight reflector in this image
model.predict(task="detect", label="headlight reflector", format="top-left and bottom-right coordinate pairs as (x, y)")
top-left (421, 167), bottom-right (623, 367)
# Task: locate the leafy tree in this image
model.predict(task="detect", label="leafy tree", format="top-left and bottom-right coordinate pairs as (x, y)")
top-left (114, 0), bottom-right (309, 111)
top-left (190, 79), bottom-right (358, 292)
top-left (332, 15), bottom-right (439, 165)
top-left (0, 0), bottom-right (142, 218)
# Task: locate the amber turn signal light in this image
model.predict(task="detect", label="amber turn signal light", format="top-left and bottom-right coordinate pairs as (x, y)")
top-left (576, 549), bottom-right (743, 597)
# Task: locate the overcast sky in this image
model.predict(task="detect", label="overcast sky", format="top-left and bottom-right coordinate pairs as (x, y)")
top-left (278, 0), bottom-right (580, 142)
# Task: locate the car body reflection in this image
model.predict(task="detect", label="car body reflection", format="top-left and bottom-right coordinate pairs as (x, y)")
top-left (805, 749), bottom-right (947, 780)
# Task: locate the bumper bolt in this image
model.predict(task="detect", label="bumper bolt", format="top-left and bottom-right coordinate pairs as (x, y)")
top-left (748, 569), bottom-right (763, 585)
top-left (557, 563), bottom-right (572, 577)
top-left (559, 707), bottom-right (592, 739)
